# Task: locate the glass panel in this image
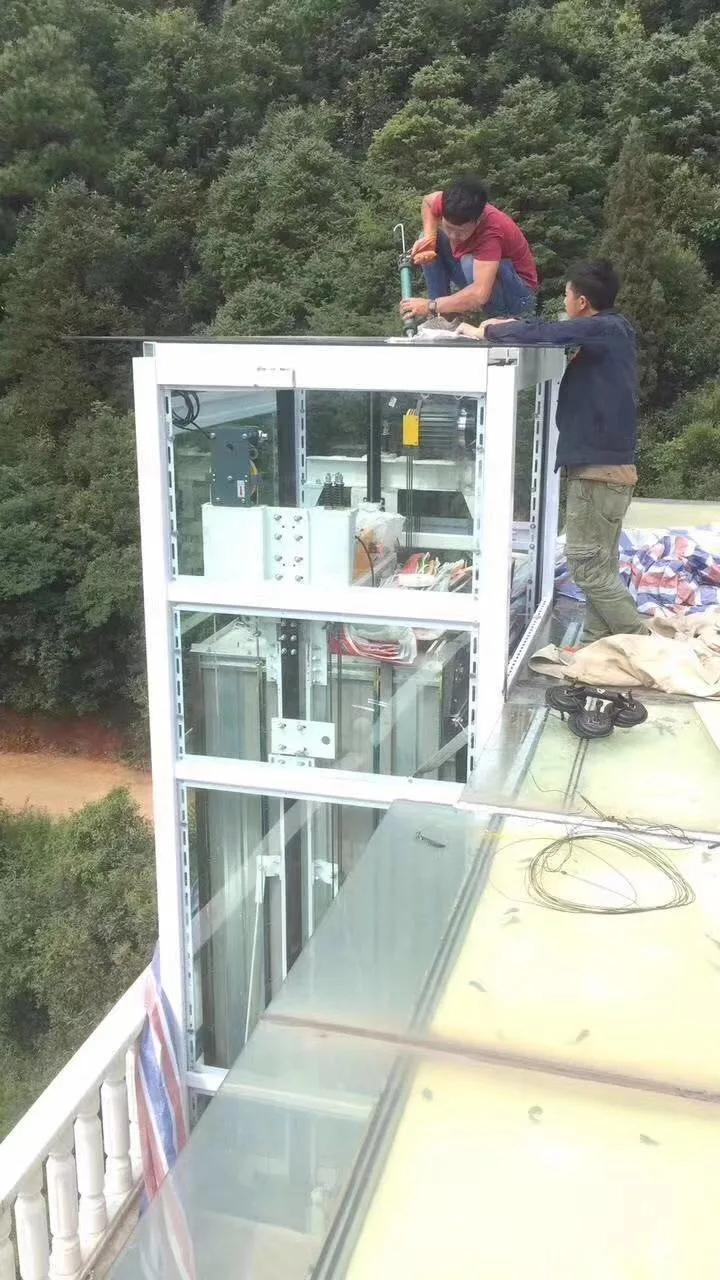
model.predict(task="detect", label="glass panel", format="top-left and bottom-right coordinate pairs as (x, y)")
top-left (172, 388), bottom-right (281, 575)
top-left (180, 610), bottom-right (473, 782)
top-left (336, 1053), bottom-right (720, 1280)
top-left (268, 800), bottom-right (484, 1036)
top-left (429, 812), bottom-right (720, 1094)
top-left (112, 797), bottom-right (720, 1279)
top-left (170, 386), bottom-right (483, 589)
top-left (509, 384), bottom-right (539, 655)
top-left (110, 1025), bottom-right (720, 1280)
top-left (110, 1020), bottom-right (399, 1280)
top-left (265, 800), bottom-right (720, 1093)
top-left (188, 786), bottom-right (383, 1069)
top-left (464, 697), bottom-right (720, 836)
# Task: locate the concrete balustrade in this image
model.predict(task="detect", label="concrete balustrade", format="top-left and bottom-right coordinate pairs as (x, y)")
top-left (0, 974), bottom-right (146, 1280)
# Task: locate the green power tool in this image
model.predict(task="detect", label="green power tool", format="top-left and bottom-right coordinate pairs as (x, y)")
top-left (394, 223), bottom-right (417, 337)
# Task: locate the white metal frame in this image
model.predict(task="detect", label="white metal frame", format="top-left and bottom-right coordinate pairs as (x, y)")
top-left (132, 339), bottom-right (562, 1084)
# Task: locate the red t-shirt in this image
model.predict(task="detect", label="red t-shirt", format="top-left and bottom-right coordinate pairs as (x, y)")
top-left (428, 193), bottom-right (538, 289)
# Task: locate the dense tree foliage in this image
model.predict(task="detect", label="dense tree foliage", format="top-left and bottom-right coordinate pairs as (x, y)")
top-left (0, 0), bottom-right (718, 723)
top-left (0, 790), bottom-right (155, 1137)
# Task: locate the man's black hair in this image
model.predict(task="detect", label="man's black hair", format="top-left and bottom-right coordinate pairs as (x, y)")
top-left (567, 260), bottom-right (620, 312)
top-left (441, 178), bottom-right (488, 225)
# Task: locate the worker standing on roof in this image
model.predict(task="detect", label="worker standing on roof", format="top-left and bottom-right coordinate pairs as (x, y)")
top-left (399, 177), bottom-right (538, 327)
top-left (457, 260), bottom-right (648, 648)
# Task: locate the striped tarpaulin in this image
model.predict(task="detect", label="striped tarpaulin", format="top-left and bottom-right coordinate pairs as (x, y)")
top-left (135, 946), bottom-right (195, 1280)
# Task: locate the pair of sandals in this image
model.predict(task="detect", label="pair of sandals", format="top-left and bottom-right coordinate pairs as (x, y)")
top-left (545, 684), bottom-right (648, 740)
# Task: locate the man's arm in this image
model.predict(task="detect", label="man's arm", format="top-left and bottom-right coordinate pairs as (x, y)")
top-left (421, 192), bottom-right (441, 239)
top-left (434, 258), bottom-right (500, 316)
top-left (410, 192), bottom-right (442, 262)
top-left (483, 314), bottom-right (619, 346)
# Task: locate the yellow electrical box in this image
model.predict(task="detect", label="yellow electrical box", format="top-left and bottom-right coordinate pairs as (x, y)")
top-left (402, 409), bottom-right (420, 448)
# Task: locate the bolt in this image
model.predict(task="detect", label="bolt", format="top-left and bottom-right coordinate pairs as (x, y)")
top-left (290, 648), bottom-right (297, 655)
top-left (295, 534), bottom-right (303, 542)
top-left (278, 722), bottom-right (286, 729)
top-left (294, 515), bottom-right (302, 523)
top-left (278, 744), bottom-right (286, 753)
top-left (295, 576), bottom-right (304, 582)
top-left (298, 724), bottom-right (306, 732)
top-left (274, 514), bottom-right (282, 522)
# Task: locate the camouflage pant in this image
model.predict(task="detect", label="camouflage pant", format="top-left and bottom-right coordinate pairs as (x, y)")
top-left (565, 479), bottom-right (647, 646)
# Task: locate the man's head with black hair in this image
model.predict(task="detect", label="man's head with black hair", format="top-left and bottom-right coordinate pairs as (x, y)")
top-left (441, 178), bottom-right (488, 244)
top-left (565, 260), bottom-right (619, 318)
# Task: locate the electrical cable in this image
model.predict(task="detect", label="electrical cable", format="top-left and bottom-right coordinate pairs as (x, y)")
top-left (171, 389), bottom-right (200, 427)
top-left (526, 827), bottom-right (695, 915)
top-left (170, 389), bottom-right (213, 441)
top-left (354, 535), bottom-right (375, 587)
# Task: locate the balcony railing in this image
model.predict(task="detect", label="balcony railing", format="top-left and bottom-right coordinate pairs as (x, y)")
top-left (0, 973), bottom-right (146, 1280)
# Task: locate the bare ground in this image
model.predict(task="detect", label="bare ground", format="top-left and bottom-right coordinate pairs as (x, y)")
top-left (0, 752), bottom-right (153, 820)
top-left (0, 709), bottom-right (153, 820)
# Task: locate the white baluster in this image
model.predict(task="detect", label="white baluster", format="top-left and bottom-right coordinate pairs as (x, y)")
top-left (46, 1127), bottom-right (81, 1280)
top-left (14, 1167), bottom-right (49, 1280)
top-left (125, 1046), bottom-right (143, 1182)
top-left (73, 1091), bottom-right (107, 1261)
top-left (0, 1203), bottom-right (17, 1280)
top-left (101, 1057), bottom-right (133, 1219)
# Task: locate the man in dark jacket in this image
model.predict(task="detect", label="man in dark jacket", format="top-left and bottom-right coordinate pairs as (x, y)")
top-left (458, 260), bottom-right (647, 646)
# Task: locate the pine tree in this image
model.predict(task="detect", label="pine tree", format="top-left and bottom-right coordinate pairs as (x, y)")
top-left (602, 122), bottom-right (667, 403)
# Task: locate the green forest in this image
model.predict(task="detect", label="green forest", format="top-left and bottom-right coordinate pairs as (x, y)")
top-left (0, 0), bottom-right (718, 730)
top-left (0, 790), bottom-right (155, 1136)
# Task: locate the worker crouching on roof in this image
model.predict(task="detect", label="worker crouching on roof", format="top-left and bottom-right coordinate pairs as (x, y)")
top-left (399, 177), bottom-right (538, 326)
top-left (458, 260), bottom-right (648, 647)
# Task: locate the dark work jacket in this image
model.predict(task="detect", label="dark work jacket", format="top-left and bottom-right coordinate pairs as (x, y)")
top-left (484, 311), bottom-right (638, 470)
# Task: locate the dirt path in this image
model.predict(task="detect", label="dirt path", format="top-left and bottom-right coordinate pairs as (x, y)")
top-left (0, 752), bottom-right (153, 820)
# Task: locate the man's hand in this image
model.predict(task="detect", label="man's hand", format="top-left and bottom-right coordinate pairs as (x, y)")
top-left (410, 233), bottom-right (437, 265)
top-left (476, 317), bottom-right (518, 339)
top-left (457, 317), bottom-right (519, 340)
top-left (399, 297), bottom-right (430, 320)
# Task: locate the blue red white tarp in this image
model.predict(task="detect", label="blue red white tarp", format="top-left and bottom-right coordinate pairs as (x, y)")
top-left (556, 527), bottom-right (720, 615)
top-left (135, 947), bottom-right (195, 1280)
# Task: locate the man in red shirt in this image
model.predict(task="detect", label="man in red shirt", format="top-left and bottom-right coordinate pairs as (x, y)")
top-left (399, 178), bottom-right (538, 325)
